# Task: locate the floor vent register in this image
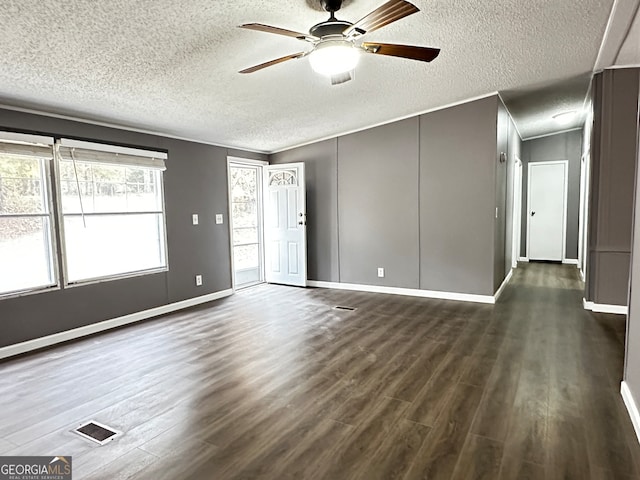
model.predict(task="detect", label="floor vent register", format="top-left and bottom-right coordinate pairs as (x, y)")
top-left (73, 420), bottom-right (122, 445)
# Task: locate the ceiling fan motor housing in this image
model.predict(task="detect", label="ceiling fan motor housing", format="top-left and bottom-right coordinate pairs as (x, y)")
top-left (309, 19), bottom-right (353, 37)
top-left (321, 0), bottom-right (343, 12)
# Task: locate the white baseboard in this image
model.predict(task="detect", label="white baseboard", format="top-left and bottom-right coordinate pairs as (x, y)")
top-left (518, 257), bottom-right (578, 265)
top-left (494, 269), bottom-right (513, 301)
top-left (307, 281), bottom-right (496, 304)
top-left (621, 381), bottom-right (640, 446)
top-left (0, 289), bottom-right (234, 360)
top-left (583, 298), bottom-right (628, 315)
top-left (562, 258), bottom-right (579, 265)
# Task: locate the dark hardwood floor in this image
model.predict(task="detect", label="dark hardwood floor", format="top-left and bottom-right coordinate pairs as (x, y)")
top-left (1, 263), bottom-right (639, 479)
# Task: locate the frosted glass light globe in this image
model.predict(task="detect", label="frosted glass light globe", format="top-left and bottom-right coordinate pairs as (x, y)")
top-left (309, 40), bottom-right (360, 76)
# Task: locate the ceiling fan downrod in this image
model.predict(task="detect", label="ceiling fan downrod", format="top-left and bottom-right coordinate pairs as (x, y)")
top-left (321, 0), bottom-right (343, 14)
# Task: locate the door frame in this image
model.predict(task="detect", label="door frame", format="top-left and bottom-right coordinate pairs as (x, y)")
top-left (578, 149), bottom-right (590, 281)
top-left (512, 157), bottom-right (523, 268)
top-left (227, 157), bottom-right (268, 291)
top-left (526, 160), bottom-right (569, 262)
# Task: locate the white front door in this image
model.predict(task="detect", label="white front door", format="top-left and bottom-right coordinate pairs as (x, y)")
top-left (263, 163), bottom-right (307, 286)
top-left (527, 161), bottom-right (567, 261)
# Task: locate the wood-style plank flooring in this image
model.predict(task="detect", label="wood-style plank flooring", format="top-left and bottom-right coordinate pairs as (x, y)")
top-left (1, 263), bottom-right (639, 479)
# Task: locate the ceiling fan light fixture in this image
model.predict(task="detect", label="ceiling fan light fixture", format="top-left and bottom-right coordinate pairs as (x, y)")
top-left (309, 39), bottom-right (360, 76)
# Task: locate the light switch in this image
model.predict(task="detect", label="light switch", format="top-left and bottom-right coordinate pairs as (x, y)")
top-left (215, 214), bottom-right (223, 225)
top-left (192, 214), bottom-right (199, 225)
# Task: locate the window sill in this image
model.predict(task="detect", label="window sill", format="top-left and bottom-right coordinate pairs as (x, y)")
top-left (64, 267), bottom-right (169, 289)
top-left (0, 284), bottom-right (61, 301)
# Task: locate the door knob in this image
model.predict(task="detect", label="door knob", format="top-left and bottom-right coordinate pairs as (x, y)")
top-left (531, 211), bottom-right (536, 216)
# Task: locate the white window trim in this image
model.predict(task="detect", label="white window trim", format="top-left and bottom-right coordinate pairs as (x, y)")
top-left (0, 139), bottom-right (59, 298)
top-left (54, 142), bottom-right (169, 287)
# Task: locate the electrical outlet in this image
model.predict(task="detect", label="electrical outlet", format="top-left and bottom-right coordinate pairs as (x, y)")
top-left (192, 214), bottom-right (199, 225)
top-left (215, 214), bottom-right (223, 225)
top-left (195, 275), bottom-right (203, 286)
top-left (377, 267), bottom-right (385, 278)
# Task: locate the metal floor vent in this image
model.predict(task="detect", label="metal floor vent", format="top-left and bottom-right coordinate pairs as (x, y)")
top-left (333, 306), bottom-right (357, 311)
top-left (73, 420), bottom-right (122, 446)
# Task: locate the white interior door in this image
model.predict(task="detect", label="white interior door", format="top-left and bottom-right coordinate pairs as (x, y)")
top-left (263, 163), bottom-right (307, 287)
top-left (527, 161), bottom-right (567, 261)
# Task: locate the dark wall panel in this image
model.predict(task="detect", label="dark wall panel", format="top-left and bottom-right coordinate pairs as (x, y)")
top-left (227, 148), bottom-right (268, 162)
top-left (587, 68), bottom-right (640, 305)
top-left (164, 140), bottom-right (232, 302)
top-left (420, 96), bottom-right (498, 296)
top-left (338, 118), bottom-right (420, 289)
top-left (0, 108), bottom-right (245, 347)
top-left (271, 139), bottom-right (339, 282)
top-left (0, 274), bottom-right (167, 346)
top-left (269, 96), bottom-right (505, 297)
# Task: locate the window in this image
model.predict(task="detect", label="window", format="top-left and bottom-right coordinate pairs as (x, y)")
top-left (268, 170), bottom-right (297, 186)
top-left (56, 139), bottom-right (167, 283)
top-left (0, 134), bottom-right (56, 295)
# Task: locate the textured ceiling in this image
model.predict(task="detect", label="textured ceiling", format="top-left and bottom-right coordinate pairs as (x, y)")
top-left (501, 74), bottom-right (591, 140)
top-left (616, 3), bottom-right (640, 66)
top-left (0, 0), bottom-right (620, 152)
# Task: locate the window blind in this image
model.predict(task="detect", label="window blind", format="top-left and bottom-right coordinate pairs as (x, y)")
top-left (57, 139), bottom-right (167, 170)
top-left (0, 132), bottom-right (54, 159)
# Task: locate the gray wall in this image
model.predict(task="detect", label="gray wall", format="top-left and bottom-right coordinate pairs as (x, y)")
top-left (0, 108), bottom-right (265, 348)
top-left (586, 68), bottom-right (640, 306)
top-left (519, 129), bottom-right (583, 260)
top-left (494, 102), bottom-right (509, 289)
top-left (271, 95), bottom-right (505, 297)
top-left (625, 75), bottom-right (640, 409)
top-left (420, 96), bottom-right (499, 296)
top-left (338, 118), bottom-right (420, 288)
top-left (271, 139), bottom-right (339, 282)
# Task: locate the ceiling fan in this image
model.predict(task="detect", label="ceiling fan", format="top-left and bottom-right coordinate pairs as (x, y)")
top-left (239, 0), bottom-right (440, 85)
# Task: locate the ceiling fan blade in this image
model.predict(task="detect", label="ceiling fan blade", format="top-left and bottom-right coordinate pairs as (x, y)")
top-left (344, 0), bottom-right (419, 37)
top-left (239, 53), bottom-right (306, 74)
top-left (239, 23), bottom-right (317, 41)
top-left (362, 42), bottom-right (440, 62)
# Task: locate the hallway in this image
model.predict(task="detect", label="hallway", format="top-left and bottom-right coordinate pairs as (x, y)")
top-left (0, 263), bottom-right (638, 479)
top-left (496, 262), bottom-right (638, 479)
